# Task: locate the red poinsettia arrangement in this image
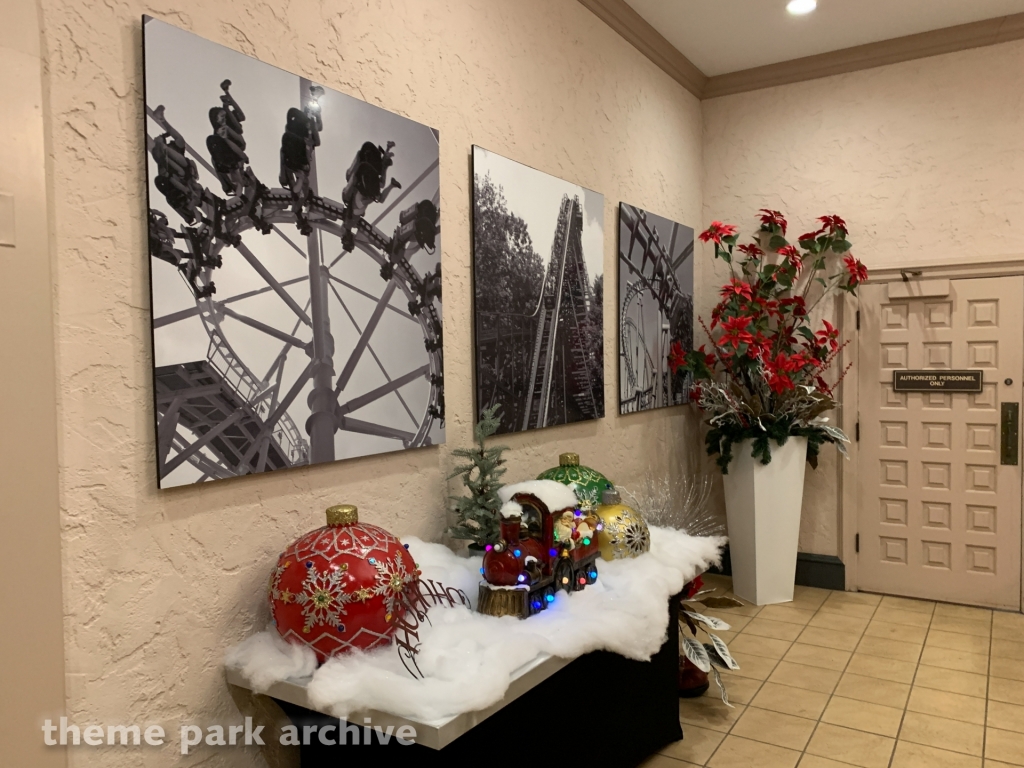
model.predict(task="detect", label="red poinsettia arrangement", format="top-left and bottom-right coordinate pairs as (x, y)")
top-left (671, 210), bottom-right (866, 472)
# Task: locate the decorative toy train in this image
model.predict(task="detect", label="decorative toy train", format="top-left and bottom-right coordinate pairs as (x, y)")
top-left (478, 480), bottom-right (604, 618)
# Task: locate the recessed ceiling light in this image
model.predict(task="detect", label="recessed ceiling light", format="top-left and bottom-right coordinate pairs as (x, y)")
top-left (787, 0), bottom-right (817, 15)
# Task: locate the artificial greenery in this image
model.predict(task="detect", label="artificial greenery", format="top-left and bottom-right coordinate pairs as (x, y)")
top-left (672, 210), bottom-right (865, 473)
top-left (447, 405), bottom-right (509, 547)
top-left (705, 416), bottom-right (836, 475)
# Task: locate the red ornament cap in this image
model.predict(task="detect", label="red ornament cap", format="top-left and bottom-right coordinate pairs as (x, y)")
top-left (268, 504), bottom-right (419, 663)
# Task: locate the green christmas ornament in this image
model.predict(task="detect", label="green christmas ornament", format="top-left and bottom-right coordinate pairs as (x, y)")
top-left (536, 453), bottom-right (612, 512)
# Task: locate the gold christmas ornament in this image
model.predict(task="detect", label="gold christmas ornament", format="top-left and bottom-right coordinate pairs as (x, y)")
top-left (595, 487), bottom-right (651, 560)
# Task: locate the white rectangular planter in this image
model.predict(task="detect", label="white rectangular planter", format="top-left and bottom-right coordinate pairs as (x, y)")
top-left (722, 437), bottom-right (807, 606)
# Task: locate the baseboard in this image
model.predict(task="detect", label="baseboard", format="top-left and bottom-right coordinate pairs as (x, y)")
top-left (794, 553), bottom-right (846, 591)
top-left (709, 546), bottom-right (846, 592)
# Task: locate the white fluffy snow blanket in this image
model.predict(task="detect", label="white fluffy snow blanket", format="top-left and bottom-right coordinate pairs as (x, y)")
top-left (226, 527), bottom-right (723, 723)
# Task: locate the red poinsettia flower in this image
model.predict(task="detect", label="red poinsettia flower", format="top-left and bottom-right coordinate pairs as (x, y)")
top-left (798, 228), bottom-right (825, 243)
top-left (758, 209), bottom-right (788, 235)
top-left (819, 214), bottom-right (848, 234)
top-left (699, 221), bottom-right (739, 245)
top-left (710, 305), bottom-right (723, 330)
top-left (765, 365), bottom-right (795, 394)
top-left (668, 340), bottom-right (687, 375)
top-left (718, 315), bottom-right (755, 348)
top-left (779, 296), bottom-right (807, 317)
top-left (697, 345), bottom-right (716, 367)
top-left (779, 328), bottom-right (799, 348)
top-left (720, 278), bottom-right (754, 300)
top-left (815, 319), bottom-right (840, 352)
top-left (767, 352), bottom-right (806, 374)
top-left (737, 243), bottom-right (764, 258)
top-left (720, 315), bottom-right (752, 331)
top-left (777, 244), bottom-right (803, 272)
top-left (843, 255), bottom-right (869, 286)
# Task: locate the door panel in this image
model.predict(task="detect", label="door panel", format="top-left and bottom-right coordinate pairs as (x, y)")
top-left (857, 277), bottom-right (1023, 609)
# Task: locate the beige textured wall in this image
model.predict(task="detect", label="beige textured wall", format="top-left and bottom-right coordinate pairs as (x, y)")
top-left (702, 39), bottom-right (1024, 555)
top-left (37, 0), bottom-right (702, 765)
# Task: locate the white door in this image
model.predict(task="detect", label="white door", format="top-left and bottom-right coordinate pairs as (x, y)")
top-left (857, 276), bottom-right (1023, 609)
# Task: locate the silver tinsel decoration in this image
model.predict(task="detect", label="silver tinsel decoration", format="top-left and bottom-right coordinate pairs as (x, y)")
top-left (620, 474), bottom-right (724, 537)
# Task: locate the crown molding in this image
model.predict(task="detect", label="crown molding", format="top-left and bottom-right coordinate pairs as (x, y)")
top-left (703, 11), bottom-right (1024, 99)
top-left (577, 1), bottom-right (1024, 101)
top-left (576, 0), bottom-right (707, 99)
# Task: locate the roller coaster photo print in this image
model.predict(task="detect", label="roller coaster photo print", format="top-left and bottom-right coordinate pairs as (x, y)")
top-left (472, 147), bottom-right (605, 435)
top-left (618, 204), bottom-right (694, 414)
top-left (143, 18), bottom-right (443, 489)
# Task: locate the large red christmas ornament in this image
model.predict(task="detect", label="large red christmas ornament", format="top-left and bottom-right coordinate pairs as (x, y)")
top-left (268, 504), bottom-right (419, 663)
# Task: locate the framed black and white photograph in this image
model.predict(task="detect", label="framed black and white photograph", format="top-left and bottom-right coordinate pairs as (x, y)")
top-left (472, 147), bottom-right (605, 435)
top-left (143, 18), bottom-right (443, 488)
top-left (618, 203), bottom-right (694, 414)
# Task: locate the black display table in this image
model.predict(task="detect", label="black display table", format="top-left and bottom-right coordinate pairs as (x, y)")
top-left (260, 593), bottom-right (682, 767)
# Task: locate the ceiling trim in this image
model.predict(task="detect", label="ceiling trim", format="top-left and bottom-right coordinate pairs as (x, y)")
top-left (577, 0), bottom-right (1024, 101)
top-left (576, 0), bottom-right (707, 98)
top-left (703, 11), bottom-right (1024, 99)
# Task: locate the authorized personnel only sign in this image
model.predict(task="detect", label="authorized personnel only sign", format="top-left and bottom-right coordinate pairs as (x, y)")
top-left (892, 370), bottom-right (984, 393)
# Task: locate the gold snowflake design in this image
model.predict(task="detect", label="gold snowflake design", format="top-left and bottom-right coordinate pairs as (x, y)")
top-left (620, 518), bottom-right (651, 556)
top-left (295, 564), bottom-right (351, 634)
top-left (371, 555), bottom-right (416, 619)
top-left (608, 512), bottom-right (651, 558)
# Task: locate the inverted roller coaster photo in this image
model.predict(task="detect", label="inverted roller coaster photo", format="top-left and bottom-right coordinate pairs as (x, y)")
top-left (143, 18), bottom-right (443, 488)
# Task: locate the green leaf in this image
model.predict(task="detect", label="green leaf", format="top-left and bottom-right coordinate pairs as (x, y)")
top-left (832, 239), bottom-right (852, 254)
top-left (768, 234), bottom-right (789, 251)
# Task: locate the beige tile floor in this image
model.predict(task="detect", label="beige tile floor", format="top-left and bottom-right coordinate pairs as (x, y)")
top-left (644, 575), bottom-right (1024, 768)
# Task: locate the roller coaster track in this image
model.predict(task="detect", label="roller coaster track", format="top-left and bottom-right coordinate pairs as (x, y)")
top-left (521, 195), bottom-right (599, 430)
top-left (619, 204), bottom-right (691, 321)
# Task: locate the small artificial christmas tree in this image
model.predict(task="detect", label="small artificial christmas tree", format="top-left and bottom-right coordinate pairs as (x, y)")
top-left (448, 405), bottom-right (508, 548)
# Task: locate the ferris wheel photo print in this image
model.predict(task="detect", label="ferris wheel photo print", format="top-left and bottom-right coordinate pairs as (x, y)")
top-left (618, 203), bottom-right (694, 414)
top-left (143, 18), bottom-right (443, 488)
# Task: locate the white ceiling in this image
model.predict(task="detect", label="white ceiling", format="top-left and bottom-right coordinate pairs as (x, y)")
top-left (624, 0), bottom-right (1024, 76)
